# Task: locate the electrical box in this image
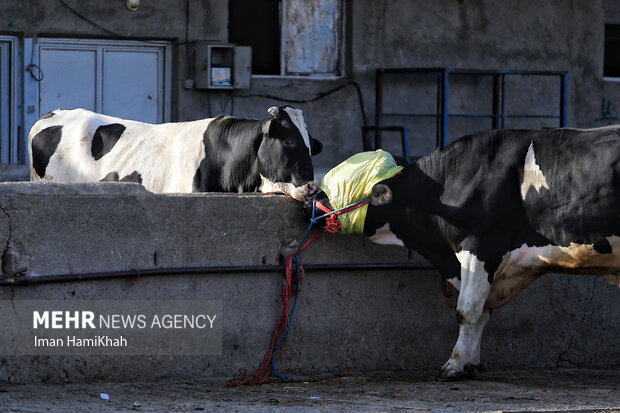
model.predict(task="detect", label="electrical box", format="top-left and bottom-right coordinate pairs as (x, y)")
top-left (194, 43), bottom-right (252, 89)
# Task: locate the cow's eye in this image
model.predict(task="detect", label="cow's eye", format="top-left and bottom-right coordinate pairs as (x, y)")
top-left (283, 139), bottom-right (293, 147)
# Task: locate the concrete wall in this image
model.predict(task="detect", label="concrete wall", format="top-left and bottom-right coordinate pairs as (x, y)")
top-left (349, 0), bottom-right (608, 155)
top-left (2, 1), bottom-right (618, 169)
top-left (0, 183), bottom-right (618, 383)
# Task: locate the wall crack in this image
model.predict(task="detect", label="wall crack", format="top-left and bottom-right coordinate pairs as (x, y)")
top-left (0, 201), bottom-right (12, 272)
top-left (555, 277), bottom-right (598, 367)
top-left (0, 201), bottom-right (26, 281)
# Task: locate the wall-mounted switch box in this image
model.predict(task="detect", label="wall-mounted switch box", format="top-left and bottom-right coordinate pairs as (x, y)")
top-left (194, 42), bottom-right (252, 89)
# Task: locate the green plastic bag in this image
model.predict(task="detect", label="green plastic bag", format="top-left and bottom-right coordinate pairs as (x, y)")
top-left (319, 150), bottom-right (403, 235)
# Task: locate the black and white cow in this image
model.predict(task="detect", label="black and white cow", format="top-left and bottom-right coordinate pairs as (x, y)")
top-left (28, 106), bottom-right (322, 200)
top-left (307, 126), bottom-right (620, 380)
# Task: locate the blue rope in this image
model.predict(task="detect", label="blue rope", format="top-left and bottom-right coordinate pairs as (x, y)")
top-left (270, 196), bottom-right (317, 381)
top-left (270, 195), bottom-right (369, 381)
top-left (297, 196), bottom-right (318, 254)
top-left (270, 255), bottom-right (302, 381)
top-left (310, 197), bottom-right (370, 225)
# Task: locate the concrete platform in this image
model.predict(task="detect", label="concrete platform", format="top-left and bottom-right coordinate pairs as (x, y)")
top-left (1, 369), bottom-right (618, 412)
top-left (0, 182), bottom-right (618, 384)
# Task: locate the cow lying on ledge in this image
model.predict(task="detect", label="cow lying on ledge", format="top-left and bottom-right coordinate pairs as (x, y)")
top-left (28, 106), bottom-right (322, 200)
top-left (306, 127), bottom-right (620, 380)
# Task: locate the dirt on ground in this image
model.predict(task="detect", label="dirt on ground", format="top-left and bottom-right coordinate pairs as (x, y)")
top-left (0, 368), bottom-right (618, 412)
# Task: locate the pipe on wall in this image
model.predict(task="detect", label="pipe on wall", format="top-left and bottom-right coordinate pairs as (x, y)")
top-left (0, 263), bottom-right (435, 286)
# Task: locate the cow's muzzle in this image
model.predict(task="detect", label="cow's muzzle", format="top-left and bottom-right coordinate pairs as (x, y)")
top-left (259, 175), bottom-right (318, 201)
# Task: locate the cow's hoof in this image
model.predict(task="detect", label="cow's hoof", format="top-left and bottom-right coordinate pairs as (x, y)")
top-left (436, 368), bottom-right (464, 382)
top-left (463, 363), bottom-right (478, 377)
top-left (436, 364), bottom-right (478, 382)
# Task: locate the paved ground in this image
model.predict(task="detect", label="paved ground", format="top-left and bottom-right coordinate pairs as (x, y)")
top-left (0, 369), bottom-right (618, 412)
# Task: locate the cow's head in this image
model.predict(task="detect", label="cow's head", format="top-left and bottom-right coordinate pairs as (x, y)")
top-left (258, 106), bottom-right (322, 201)
top-left (302, 183), bottom-right (394, 230)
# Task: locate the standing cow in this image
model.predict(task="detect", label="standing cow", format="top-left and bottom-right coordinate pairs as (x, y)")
top-left (307, 126), bottom-right (620, 380)
top-left (28, 106), bottom-right (322, 200)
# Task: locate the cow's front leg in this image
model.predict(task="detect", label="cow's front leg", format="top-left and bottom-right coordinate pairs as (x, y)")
top-left (438, 250), bottom-right (492, 381)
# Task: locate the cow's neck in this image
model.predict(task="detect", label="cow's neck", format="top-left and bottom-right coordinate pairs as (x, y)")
top-left (193, 118), bottom-right (263, 193)
top-left (364, 164), bottom-right (462, 277)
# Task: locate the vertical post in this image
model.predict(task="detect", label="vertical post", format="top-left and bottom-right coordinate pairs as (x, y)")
top-left (439, 69), bottom-right (448, 149)
top-left (500, 72), bottom-right (506, 129)
top-left (23, 37), bottom-right (39, 166)
top-left (435, 70), bottom-right (441, 150)
top-left (0, 43), bottom-right (7, 164)
top-left (492, 72), bottom-right (500, 130)
top-left (400, 126), bottom-right (410, 159)
top-left (559, 73), bottom-right (567, 127)
top-left (375, 69), bottom-right (383, 150)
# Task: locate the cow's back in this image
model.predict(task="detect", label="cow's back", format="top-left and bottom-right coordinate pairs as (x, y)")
top-left (419, 127), bottom-right (620, 246)
top-left (517, 127), bottom-right (620, 246)
top-left (28, 109), bottom-right (212, 193)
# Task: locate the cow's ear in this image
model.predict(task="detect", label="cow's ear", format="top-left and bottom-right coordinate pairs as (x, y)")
top-left (268, 106), bottom-right (280, 118)
top-left (310, 138), bottom-right (323, 156)
top-left (370, 184), bottom-right (392, 206)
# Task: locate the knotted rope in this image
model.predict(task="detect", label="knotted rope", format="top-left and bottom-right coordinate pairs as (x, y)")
top-left (226, 196), bottom-right (368, 386)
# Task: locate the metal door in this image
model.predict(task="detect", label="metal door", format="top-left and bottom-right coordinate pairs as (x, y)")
top-left (102, 49), bottom-right (163, 122)
top-left (29, 38), bottom-right (170, 128)
top-left (39, 47), bottom-right (98, 113)
top-left (0, 36), bottom-right (18, 164)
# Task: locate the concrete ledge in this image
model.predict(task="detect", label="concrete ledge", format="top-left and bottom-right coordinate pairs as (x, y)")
top-left (0, 182), bottom-right (424, 278)
top-left (0, 183), bottom-right (618, 383)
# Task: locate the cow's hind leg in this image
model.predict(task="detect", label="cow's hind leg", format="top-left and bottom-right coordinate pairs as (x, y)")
top-left (438, 250), bottom-right (492, 381)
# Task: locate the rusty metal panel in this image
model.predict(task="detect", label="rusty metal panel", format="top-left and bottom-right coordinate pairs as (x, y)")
top-left (283, 0), bottom-right (343, 76)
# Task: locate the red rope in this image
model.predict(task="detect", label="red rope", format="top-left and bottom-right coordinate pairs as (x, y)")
top-left (334, 199), bottom-right (370, 215)
top-left (314, 199), bottom-right (371, 234)
top-left (323, 215), bottom-right (342, 233)
top-left (314, 200), bottom-right (332, 214)
top-left (226, 230), bottom-right (320, 387)
top-left (226, 198), bottom-right (370, 387)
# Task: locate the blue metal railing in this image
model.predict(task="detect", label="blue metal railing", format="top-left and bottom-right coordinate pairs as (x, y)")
top-left (372, 67), bottom-right (568, 152)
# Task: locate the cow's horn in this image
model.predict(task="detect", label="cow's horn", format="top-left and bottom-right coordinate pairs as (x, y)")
top-left (268, 106), bottom-right (279, 117)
